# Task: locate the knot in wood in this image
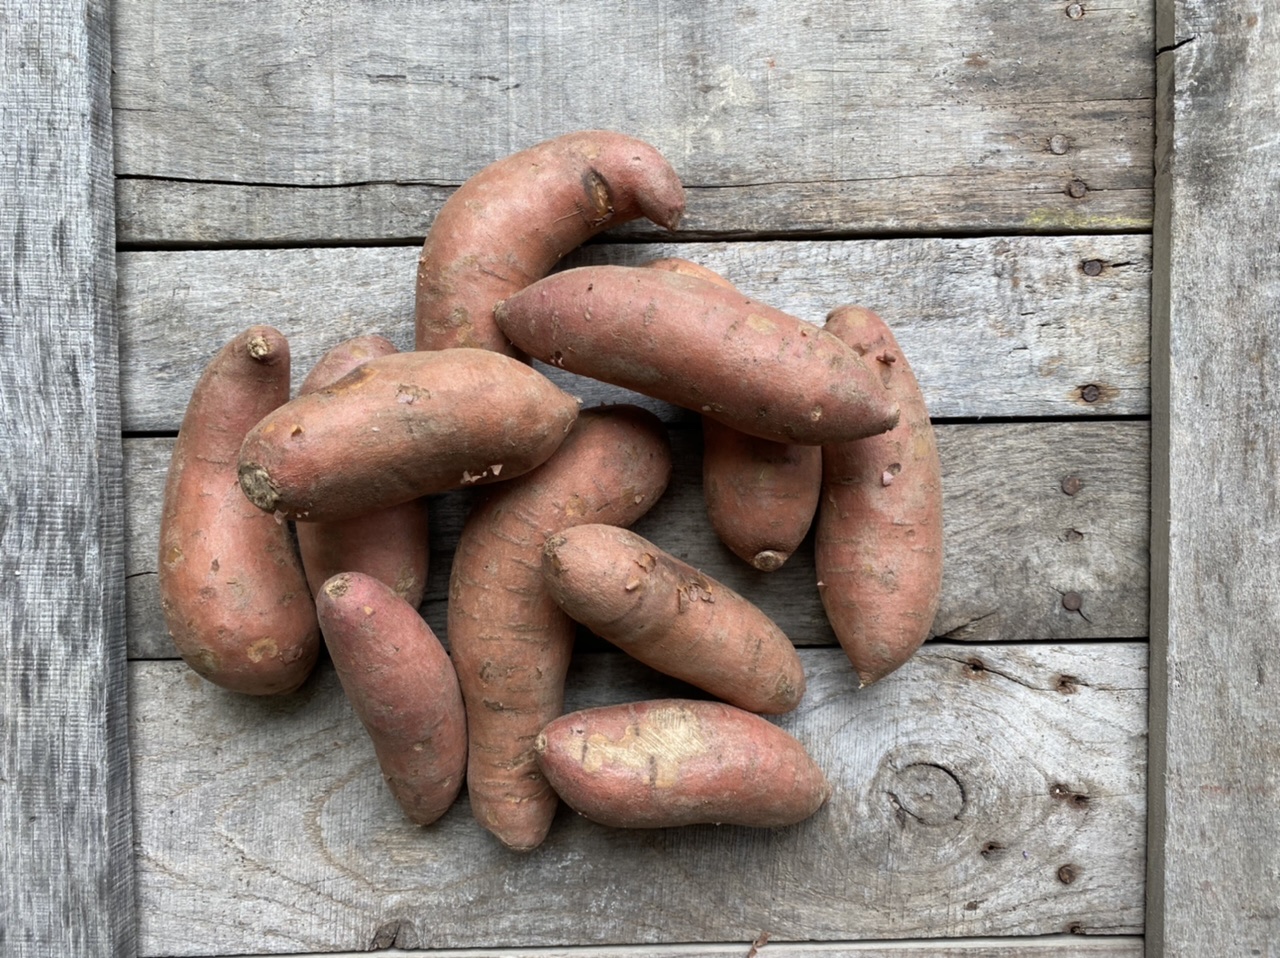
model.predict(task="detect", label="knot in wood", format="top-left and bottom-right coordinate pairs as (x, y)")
top-left (888, 762), bottom-right (965, 825)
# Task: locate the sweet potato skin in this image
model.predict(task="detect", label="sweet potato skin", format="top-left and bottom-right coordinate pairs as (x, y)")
top-left (449, 406), bottom-right (672, 850)
top-left (294, 335), bottom-right (429, 606)
top-left (416, 130), bottom-right (686, 355)
top-left (158, 326), bottom-right (319, 695)
top-left (494, 265), bottom-right (899, 444)
top-left (541, 524), bottom-right (805, 714)
top-left (816, 306), bottom-right (943, 686)
top-left (316, 572), bottom-right (466, 826)
top-left (535, 699), bottom-right (831, 829)
top-left (237, 348), bottom-right (580, 522)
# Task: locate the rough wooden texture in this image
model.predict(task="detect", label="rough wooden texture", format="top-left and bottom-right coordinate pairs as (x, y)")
top-left (117, 236), bottom-right (1150, 432)
top-left (131, 643), bottom-right (1146, 955)
top-left (124, 420), bottom-right (1149, 660)
top-left (1147, 2), bottom-right (1280, 955)
top-left (0, 2), bottom-right (136, 955)
top-left (110, 0), bottom-right (1152, 245)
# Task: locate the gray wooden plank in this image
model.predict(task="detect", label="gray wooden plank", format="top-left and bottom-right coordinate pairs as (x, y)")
top-left (123, 421), bottom-right (1149, 658)
top-left (110, 0), bottom-right (1153, 244)
top-left (131, 643), bottom-right (1147, 955)
top-left (0, 2), bottom-right (137, 956)
top-left (1146, 2), bottom-right (1280, 955)
top-left (117, 236), bottom-right (1151, 432)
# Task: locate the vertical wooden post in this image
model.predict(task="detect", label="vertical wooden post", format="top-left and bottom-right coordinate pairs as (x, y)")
top-left (1148, 1), bottom-right (1280, 954)
top-left (0, 2), bottom-right (136, 955)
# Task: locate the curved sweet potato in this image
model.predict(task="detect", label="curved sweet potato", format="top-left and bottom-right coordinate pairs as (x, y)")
top-left (237, 348), bottom-right (580, 522)
top-left (494, 265), bottom-right (899, 444)
top-left (816, 306), bottom-right (943, 686)
top-left (158, 326), bottom-right (319, 695)
top-left (295, 335), bottom-right (429, 607)
top-left (535, 699), bottom-right (831, 829)
top-left (541, 524), bottom-right (805, 714)
top-left (316, 572), bottom-right (466, 826)
top-left (415, 130), bottom-right (686, 355)
top-left (449, 405), bottom-right (672, 851)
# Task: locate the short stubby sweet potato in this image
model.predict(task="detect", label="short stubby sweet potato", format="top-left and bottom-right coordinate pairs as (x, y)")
top-left (294, 335), bottom-right (430, 607)
top-left (158, 326), bottom-right (319, 695)
top-left (494, 265), bottom-right (899, 444)
top-left (535, 699), bottom-right (831, 829)
top-left (415, 130), bottom-right (686, 356)
top-left (449, 405), bottom-right (672, 851)
top-left (316, 572), bottom-right (466, 826)
top-left (541, 524), bottom-right (805, 714)
top-left (237, 348), bottom-right (580, 522)
top-left (816, 306), bottom-right (943, 686)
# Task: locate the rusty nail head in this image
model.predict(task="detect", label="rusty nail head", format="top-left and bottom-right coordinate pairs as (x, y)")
top-left (1066, 179), bottom-right (1088, 198)
top-left (1066, 3), bottom-right (1085, 18)
top-left (1058, 864), bottom-right (1078, 884)
top-left (1049, 134), bottom-right (1069, 155)
top-left (1080, 383), bottom-right (1101, 402)
top-left (1062, 591), bottom-right (1083, 612)
top-left (1061, 475), bottom-right (1084, 496)
top-left (1082, 258), bottom-right (1104, 276)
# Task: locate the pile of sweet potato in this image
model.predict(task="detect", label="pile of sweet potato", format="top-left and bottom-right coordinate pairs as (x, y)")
top-left (158, 131), bottom-right (943, 851)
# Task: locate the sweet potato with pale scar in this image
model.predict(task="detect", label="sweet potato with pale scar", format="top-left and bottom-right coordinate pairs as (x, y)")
top-left (449, 405), bottom-right (672, 851)
top-left (541, 524), bottom-right (805, 714)
top-left (316, 572), bottom-right (466, 825)
top-left (816, 306), bottom-right (943, 686)
top-left (294, 335), bottom-right (429, 607)
top-left (535, 699), bottom-right (831, 829)
top-left (416, 131), bottom-right (685, 356)
top-left (237, 349), bottom-right (580, 522)
top-left (494, 265), bottom-right (899, 444)
top-left (159, 326), bottom-right (319, 695)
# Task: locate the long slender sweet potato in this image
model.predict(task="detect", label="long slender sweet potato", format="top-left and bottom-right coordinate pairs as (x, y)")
top-left (541, 524), bottom-right (805, 714)
top-left (158, 327), bottom-right (319, 695)
top-left (316, 572), bottom-right (466, 825)
top-left (294, 335), bottom-right (430, 606)
top-left (640, 257), bottom-right (823, 572)
top-left (237, 348), bottom-right (580, 522)
top-left (449, 406), bottom-right (672, 851)
top-left (494, 265), bottom-right (899, 444)
top-left (535, 699), bottom-right (831, 829)
top-left (416, 131), bottom-right (686, 355)
top-left (816, 306), bottom-right (943, 686)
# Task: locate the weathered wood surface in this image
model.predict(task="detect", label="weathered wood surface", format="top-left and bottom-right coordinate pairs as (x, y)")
top-left (0, 2), bottom-right (136, 956)
top-left (117, 236), bottom-right (1150, 432)
top-left (110, 0), bottom-right (1154, 246)
top-left (124, 421), bottom-right (1149, 660)
top-left (1147, 2), bottom-right (1280, 956)
top-left (131, 643), bottom-right (1147, 955)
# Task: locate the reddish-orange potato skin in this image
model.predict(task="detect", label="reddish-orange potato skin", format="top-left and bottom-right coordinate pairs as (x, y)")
top-left (541, 524), bottom-right (805, 714)
top-left (535, 699), bottom-right (831, 829)
top-left (816, 306), bottom-right (943, 686)
top-left (237, 349), bottom-right (580, 522)
top-left (415, 131), bottom-right (686, 356)
top-left (494, 265), bottom-right (899, 444)
top-left (295, 335), bottom-right (430, 606)
top-left (316, 572), bottom-right (466, 826)
top-left (158, 326), bottom-right (319, 695)
top-left (449, 406), bottom-right (672, 851)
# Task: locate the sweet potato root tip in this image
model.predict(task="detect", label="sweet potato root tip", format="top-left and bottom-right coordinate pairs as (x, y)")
top-left (752, 550), bottom-right (787, 572)
top-left (237, 464), bottom-right (280, 513)
top-left (247, 335), bottom-right (273, 360)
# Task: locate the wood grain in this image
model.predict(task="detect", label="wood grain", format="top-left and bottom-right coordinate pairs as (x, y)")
top-left (131, 644), bottom-right (1147, 955)
top-left (0, 2), bottom-right (136, 955)
top-left (117, 236), bottom-right (1151, 432)
top-left (1147, 1), bottom-right (1280, 955)
top-left (110, 0), bottom-right (1152, 244)
top-left (124, 421), bottom-right (1149, 660)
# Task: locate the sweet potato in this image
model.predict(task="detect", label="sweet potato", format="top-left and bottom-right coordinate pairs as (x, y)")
top-left (541, 524), bottom-right (805, 714)
top-left (316, 572), bottom-right (466, 825)
top-left (415, 131), bottom-right (686, 356)
top-left (158, 326), bottom-right (319, 695)
top-left (494, 265), bottom-right (899, 444)
top-left (449, 405), bottom-right (672, 850)
top-left (535, 699), bottom-right (831, 829)
top-left (237, 348), bottom-right (580, 522)
top-left (640, 257), bottom-right (822, 571)
top-left (816, 306), bottom-right (943, 686)
top-left (294, 335), bottom-right (430, 607)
